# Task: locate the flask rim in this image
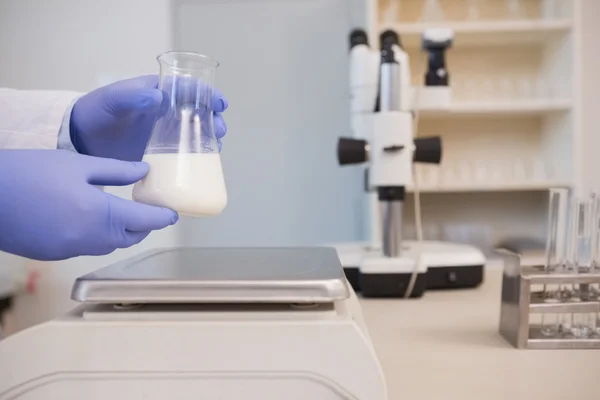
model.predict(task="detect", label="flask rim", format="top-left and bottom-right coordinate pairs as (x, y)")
top-left (157, 51), bottom-right (219, 72)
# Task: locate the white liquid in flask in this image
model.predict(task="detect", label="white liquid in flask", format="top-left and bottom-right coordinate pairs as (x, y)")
top-left (132, 153), bottom-right (227, 217)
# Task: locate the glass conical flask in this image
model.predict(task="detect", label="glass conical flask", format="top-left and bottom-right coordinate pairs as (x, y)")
top-left (132, 51), bottom-right (227, 217)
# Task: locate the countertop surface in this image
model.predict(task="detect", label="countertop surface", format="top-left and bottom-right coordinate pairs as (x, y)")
top-left (359, 266), bottom-right (599, 400)
top-left (3, 264), bottom-right (599, 399)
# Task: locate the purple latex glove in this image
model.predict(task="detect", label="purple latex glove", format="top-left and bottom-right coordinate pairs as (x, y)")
top-left (0, 150), bottom-right (178, 261)
top-left (70, 75), bottom-right (228, 161)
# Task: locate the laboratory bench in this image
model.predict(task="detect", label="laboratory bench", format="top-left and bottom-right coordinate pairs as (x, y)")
top-left (359, 265), bottom-right (599, 400)
top-left (2, 263), bottom-right (598, 399)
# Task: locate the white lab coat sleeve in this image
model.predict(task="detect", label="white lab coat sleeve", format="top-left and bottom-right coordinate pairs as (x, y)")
top-left (0, 87), bottom-right (81, 150)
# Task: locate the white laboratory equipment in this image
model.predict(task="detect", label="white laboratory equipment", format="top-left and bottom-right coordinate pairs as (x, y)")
top-left (0, 259), bottom-right (27, 339)
top-left (0, 273), bottom-right (13, 339)
top-left (0, 247), bottom-right (387, 400)
top-left (334, 28), bottom-right (485, 297)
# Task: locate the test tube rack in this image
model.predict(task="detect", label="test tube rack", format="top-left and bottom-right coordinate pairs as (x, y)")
top-left (499, 250), bottom-right (600, 350)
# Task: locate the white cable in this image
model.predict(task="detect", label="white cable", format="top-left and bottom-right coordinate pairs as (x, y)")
top-left (404, 52), bottom-right (426, 299)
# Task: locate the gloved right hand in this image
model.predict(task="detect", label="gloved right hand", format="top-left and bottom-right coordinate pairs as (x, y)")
top-left (0, 150), bottom-right (178, 261)
top-left (70, 75), bottom-right (228, 161)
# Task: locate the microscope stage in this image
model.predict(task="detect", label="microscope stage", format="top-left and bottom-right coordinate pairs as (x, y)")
top-left (71, 247), bottom-right (350, 305)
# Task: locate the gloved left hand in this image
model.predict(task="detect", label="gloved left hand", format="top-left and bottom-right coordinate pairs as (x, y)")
top-left (69, 75), bottom-right (228, 162)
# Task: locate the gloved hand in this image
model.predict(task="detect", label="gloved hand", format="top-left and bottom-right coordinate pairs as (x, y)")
top-left (69, 75), bottom-right (228, 161)
top-left (0, 150), bottom-right (178, 261)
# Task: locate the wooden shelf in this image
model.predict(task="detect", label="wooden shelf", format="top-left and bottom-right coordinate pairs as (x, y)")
top-left (363, 0), bottom-right (580, 254)
top-left (407, 181), bottom-right (570, 193)
top-left (417, 99), bottom-right (572, 118)
top-left (384, 19), bottom-right (573, 48)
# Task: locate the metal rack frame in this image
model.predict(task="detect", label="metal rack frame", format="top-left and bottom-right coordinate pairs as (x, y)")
top-left (498, 250), bottom-right (600, 349)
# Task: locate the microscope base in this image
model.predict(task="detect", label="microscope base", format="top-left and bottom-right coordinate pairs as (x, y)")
top-left (331, 241), bottom-right (486, 293)
top-left (359, 256), bottom-right (427, 298)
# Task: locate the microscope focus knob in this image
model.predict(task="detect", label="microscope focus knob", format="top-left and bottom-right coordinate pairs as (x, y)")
top-left (338, 137), bottom-right (368, 165)
top-left (414, 136), bottom-right (442, 164)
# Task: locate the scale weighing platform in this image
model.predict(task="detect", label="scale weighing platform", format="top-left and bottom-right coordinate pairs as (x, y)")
top-left (0, 247), bottom-right (387, 400)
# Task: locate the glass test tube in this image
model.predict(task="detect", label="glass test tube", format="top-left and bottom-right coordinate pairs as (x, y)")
top-left (592, 194), bottom-right (600, 334)
top-left (574, 197), bottom-right (593, 274)
top-left (591, 193), bottom-right (600, 272)
top-left (541, 188), bottom-right (568, 336)
top-left (565, 196), bottom-right (578, 274)
top-left (545, 188), bottom-right (569, 274)
top-left (564, 197), bottom-right (591, 301)
top-left (569, 196), bottom-right (596, 337)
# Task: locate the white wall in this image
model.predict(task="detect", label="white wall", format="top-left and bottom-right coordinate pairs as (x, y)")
top-left (172, 0), bottom-right (361, 247)
top-left (0, 0), bottom-right (172, 91)
top-left (0, 0), bottom-right (178, 330)
top-left (0, 0), bottom-right (363, 330)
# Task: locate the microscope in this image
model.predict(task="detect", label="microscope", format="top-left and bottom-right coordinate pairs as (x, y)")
top-left (336, 28), bottom-right (485, 297)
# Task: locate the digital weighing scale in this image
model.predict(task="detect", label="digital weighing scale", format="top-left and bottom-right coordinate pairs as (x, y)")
top-left (0, 247), bottom-right (387, 400)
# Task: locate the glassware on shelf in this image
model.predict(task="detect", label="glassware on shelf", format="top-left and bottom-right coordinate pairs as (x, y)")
top-left (428, 166), bottom-right (440, 186)
top-left (518, 79), bottom-right (534, 99)
top-left (488, 160), bottom-right (506, 182)
top-left (424, 225), bottom-right (441, 241)
top-left (415, 164), bottom-right (440, 187)
top-left (517, 78), bottom-right (552, 101)
top-left (440, 161), bottom-right (461, 187)
top-left (506, 0), bottom-right (525, 20)
top-left (480, 79), bottom-right (496, 101)
top-left (452, 76), bottom-right (565, 103)
top-left (466, 0), bottom-right (479, 21)
top-left (414, 165), bottom-right (424, 184)
top-left (512, 159), bottom-right (528, 182)
top-left (452, 78), bottom-right (478, 102)
top-left (473, 160), bottom-right (488, 183)
top-left (464, 79), bottom-right (479, 102)
top-left (383, 0), bottom-right (400, 24)
top-left (544, 0), bottom-right (561, 21)
top-left (498, 78), bottom-right (516, 100)
top-left (534, 78), bottom-right (552, 100)
top-left (529, 158), bottom-right (549, 181)
top-left (457, 160), bottom-right (471, 183)
top-left (419, 0), bottom-right (445, 22)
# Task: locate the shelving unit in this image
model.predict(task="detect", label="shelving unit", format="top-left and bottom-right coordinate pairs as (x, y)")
top-left (362, 0), bottom-right (577, 255)
top-left (417, 99), bottom-right (572, 118)
top-left (407, 181), bottom-right (569, 193)
top-left (386, 19), bottom-right (572, 47)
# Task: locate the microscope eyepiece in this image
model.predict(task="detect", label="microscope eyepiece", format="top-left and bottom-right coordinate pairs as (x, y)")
top-left (338, 137), bottom-right (368, 165)
top-left (380, 29), bottom-right (402, 50)
top-left (350, 29), bottom-right (369, 50)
